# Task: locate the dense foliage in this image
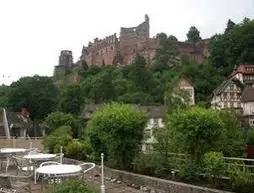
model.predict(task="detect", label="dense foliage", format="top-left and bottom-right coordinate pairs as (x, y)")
top-left (210, 18), bottom-right (254, 75)
top-left (7, 75), bottom-right (58, 120)
top-left (88, 103), bottom-right (148, 169)
top-left (48, 179), bottom-right (97, 193)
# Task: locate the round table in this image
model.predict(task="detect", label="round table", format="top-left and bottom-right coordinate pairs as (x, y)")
top-left (36, 164), bottom-right (82, 175)
top-left (0, 148), bottom-right (26, 153)
top-left (24, 153), bottom-right (56, 160)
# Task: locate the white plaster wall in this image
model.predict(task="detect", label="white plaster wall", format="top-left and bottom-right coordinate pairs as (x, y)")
top-left (243, 102), bottom-right (254, 116)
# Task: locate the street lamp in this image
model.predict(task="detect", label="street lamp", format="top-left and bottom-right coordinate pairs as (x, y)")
top-left (101, 153), bottom-right (105, 193)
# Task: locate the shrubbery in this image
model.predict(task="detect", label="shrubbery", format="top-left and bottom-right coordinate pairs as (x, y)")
top-left (48, 179), bottom-right (98, 193)
top-left (65, 141), bottom-right (87, 160)
top-left (133, 153), bottom-right (166, 177)
top-left (42, 126), bottom-right (73, 153)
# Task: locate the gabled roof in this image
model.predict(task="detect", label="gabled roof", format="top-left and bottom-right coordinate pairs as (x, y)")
top-left (212, 77), bottom-right (243, 96)
top-left (242, 87), bottom-right (254, 102)
top-left (178, 75), bottom-right (195, 88)
top-left (231, 64), bottom-right (254, 76)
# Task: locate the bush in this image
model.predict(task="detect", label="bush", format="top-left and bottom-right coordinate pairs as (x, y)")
top-left (65, 141), bottom-right (87, 161)
top-left (90, 103), bottom-right (148, 169)
top-left (44, 112), bottom-right (78, 137)
top-left (133, 153), bottom-right (166, 177)
top-left (179, 160), bottom-right (201, 181)
top-left (42, 126), bottom-right (73, 153)
top-left (228, 165), bottom-right (254, 193)
top-left (48, 179), bottom-right (98, 193)
top-left (203, 152), bottom-right (227, 181)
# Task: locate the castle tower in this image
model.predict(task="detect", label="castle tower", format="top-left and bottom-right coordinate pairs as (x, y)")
top-left (58, 50), bottom-right (73, 66)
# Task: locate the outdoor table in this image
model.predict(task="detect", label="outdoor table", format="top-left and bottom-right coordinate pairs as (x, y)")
top-left (24, 153), bottom-right (57, 184)
top-left (23, 153), bottom-right (56, 161)
top-left (0, 148), bottom-right (26, 153)
top-left (35, 164), bottom-right (82, 184)
top-left (0, 148), bottom-right (26, 171)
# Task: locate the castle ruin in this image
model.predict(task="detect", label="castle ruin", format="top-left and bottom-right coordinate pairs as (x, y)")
top-left (79, 14), bottom-right (209, 66)
top-left (55, 14), bottom-right (210, 75)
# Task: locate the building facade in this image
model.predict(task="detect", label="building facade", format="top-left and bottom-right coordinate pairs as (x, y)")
top-left (211, 77), bottom-right (243, 110)
top-left (178, 76), bottom-right (195, 105)
top-left (79, 15), bottom-right (210, 66)
top-left (211, 64), bottom-right (254, 126)
top-left (242, 87), bottom-right (254, 127)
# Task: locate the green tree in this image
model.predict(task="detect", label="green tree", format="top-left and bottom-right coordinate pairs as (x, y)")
top-left (210, 18), bottom-right (254, 75)
top-left (153, 33), bottom-right (180, 69)
top-left (43, 112), bottom-right (78, 137)
top-left (164, 76), bottom-right (191, 115)
top-left (89, 103), bottom-right (148, 169)
top-left (216, 110), bottom-right (246, 157)
top-left (0, 85), bottom-right (9, 108)
top-left (186, 26), bottom-right (202, 44)
top-left (42, 125), bottom-right (73, 153)
top-left (169, 106), bottom-right (224, 162)
top-left (225, 19), bottom-right (236, 33)
top-left (82, 71), bottom-right (116, 103)
top-left (58, 84), bottom-right (84, 115)
top-left (7, 75), bottom-right (58, 120)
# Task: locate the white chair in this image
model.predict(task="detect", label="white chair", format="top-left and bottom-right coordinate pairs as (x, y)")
top-left (78, 162), bottom-right (96, 174)
top-left (0, 153), bottom-right (12, 172)
top-left (54, 153), bottom-right (64, 163)
top-left (12, 156), bottom-right (34, 175)
top-left (40, 161), bottom-right (61, 167)
top-left (25, 148), bottom-right (39, 155)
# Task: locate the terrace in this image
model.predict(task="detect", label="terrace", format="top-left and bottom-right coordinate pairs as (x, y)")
top-left (0, 140), bottom-right (140, 193)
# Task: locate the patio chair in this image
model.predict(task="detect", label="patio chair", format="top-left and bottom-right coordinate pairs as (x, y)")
top-left (39, 161), bottom-right (61, 167)
top-left (54, 153), bottom-right (64, 163)
top-left (79, 162), bottom-right (96, 174)
top-left (12, 156), bottom-right (34, 175)
top-left (0, 153), bottom-right (12, 172)
top-left (0, 173), bottom-right (32, 193)
top-left (25, 148), bottom-right (40, 155)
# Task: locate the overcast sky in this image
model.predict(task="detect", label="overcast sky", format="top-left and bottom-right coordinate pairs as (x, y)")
top-left (0, 0), bottom-right (253, 85)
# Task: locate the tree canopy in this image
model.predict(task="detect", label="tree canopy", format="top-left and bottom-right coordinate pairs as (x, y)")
top-left (7, 75), bottom-right (58, 120)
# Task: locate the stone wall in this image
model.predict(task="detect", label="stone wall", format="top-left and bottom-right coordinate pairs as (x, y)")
top-left (63, 158), bottom-right (232, 193)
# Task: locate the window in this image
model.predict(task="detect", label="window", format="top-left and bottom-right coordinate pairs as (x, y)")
top-left (250, 106), bottom-right (254, 115)
top-left (237, 93), bottom-right (241, 99)
top-left (111, 46), bottom-right (113, 50)
top-left (230, 102), bottom-right (234, 108)
top-left (249, 118), bottom-right (254, 126)
top-left (224, 102), bottom-right (228, 108)
top-left (145, 144), bottom-right (153, 151)
top-left (230, 93), bottom-right (234, 99)
top-left (149, 119), bottom-right (153, 125)
top-left (223, 93), bottom-right (227, 100)
top-left (237, 102), bottom-right (241, 108)
top-left (144, 130), bottom-right (152, 140)
top-left (230, 84), bottom-right (234, 90)
top-left (154, 118), bottom-right (159, 125)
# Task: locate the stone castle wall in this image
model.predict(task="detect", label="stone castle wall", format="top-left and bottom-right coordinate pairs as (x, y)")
top-left (55, 15), bottom-right (210, 71)
top-left (79, 14), bottom-right (209, 66)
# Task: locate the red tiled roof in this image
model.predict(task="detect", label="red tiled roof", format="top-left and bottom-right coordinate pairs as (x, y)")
top-left (233, 64), bottom-right (254, 75)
